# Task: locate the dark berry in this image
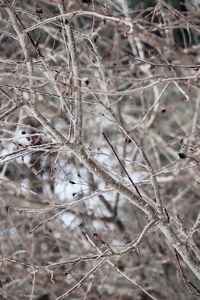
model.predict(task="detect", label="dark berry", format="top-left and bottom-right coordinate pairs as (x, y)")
top-left (178, 153), bottom-right (186, 159)
top-left (36, 8), bottom-right (43, 14)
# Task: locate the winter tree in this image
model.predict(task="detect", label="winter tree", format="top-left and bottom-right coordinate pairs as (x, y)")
top-left (0, 0), bottom-right (200, 299)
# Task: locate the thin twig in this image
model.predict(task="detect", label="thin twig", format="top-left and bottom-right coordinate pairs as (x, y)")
top-left (103, 132), bottom-right (143, 198)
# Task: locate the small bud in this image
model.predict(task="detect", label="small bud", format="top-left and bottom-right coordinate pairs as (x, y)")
top-left (161, 108), bottom-right (166, 113)
top-left (179, 138), bottom-right (184, 145)
top-left (82, 77), bottom-right (89, 86)
top-left (69, 180), bottom-right (76, 184)
top-left (91, 32), bottom-right (99, 43)
top-left (82, 0), bottom-right (91, 3)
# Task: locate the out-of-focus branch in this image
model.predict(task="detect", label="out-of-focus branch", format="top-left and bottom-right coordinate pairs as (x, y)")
top-left (24, 10), bottom-right (133, 34)
top-left (58, 0), bottom-right (82, 141)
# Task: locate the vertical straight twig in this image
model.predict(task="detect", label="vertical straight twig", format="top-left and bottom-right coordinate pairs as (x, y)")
top-left (58, 1), bottom-right (82, 141)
